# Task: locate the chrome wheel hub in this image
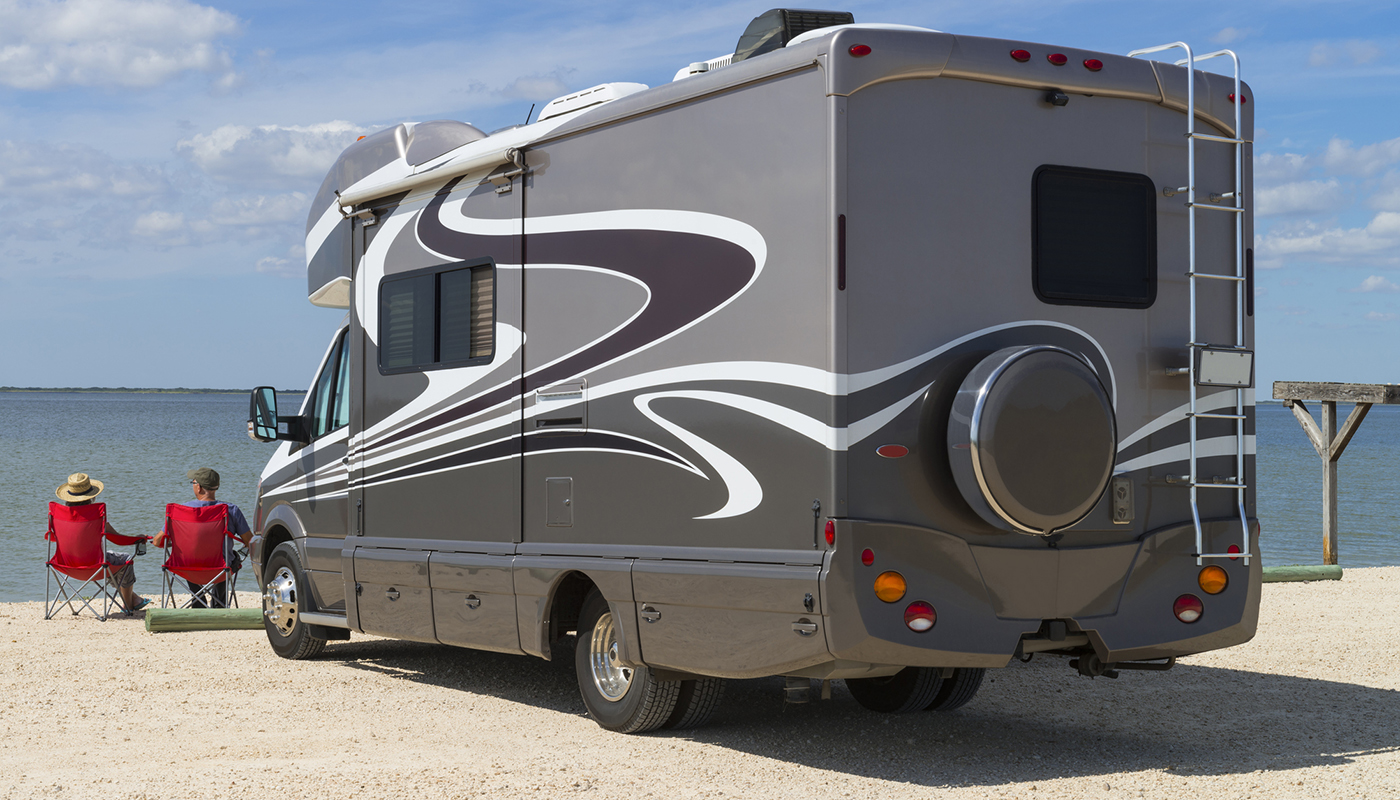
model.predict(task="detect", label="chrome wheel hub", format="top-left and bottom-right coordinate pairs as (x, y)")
top-left (263, 566), bottom-right (299, 636)
top-left (589, 611), bottom-right (632, 702)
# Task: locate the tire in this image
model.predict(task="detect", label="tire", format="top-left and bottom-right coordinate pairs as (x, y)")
top-left (262, 542), bottom-right (328, 660)
top-left (925, 668), bottom-right (986, 712)
top-left (574, 590), bottom-right (680, 733)
top-left (663, 678), bottom-right (725, 730)
top-left (847, 667), bottom-right (943, 713)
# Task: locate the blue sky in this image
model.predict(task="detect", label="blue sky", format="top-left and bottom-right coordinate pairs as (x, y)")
top-left (1, 0), bottom-right (1398, 391)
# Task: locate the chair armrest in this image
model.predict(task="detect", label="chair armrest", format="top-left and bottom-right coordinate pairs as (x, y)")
top-left (105, 533), bottom-right (152, 546)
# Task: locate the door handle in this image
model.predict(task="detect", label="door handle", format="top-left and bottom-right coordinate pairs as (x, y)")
top-left (342, 457), bottom-right (350, 466)
top-left (385, 588), bottom-right (400, 601)
top-left (464, 594), bottom-right (481, 610)
top-left (640, 605), bottom-right (661, 623)
top-left (792, 619), bottom-right (818, 636)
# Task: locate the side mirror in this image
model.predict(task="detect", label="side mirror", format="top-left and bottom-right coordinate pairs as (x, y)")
top-left (249, 386), bottom-right (279, 442)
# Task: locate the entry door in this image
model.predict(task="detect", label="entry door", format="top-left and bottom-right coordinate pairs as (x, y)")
top-left (294, 325), bottom-right (353, 612)
top-left (353, 180), bottom-right (524, 650)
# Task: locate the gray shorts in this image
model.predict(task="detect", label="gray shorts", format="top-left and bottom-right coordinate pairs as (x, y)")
top-left (104, 551), bottom-right (135, 589)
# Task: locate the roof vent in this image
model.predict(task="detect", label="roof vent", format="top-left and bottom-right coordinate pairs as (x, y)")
top-left (537, 82), bottom-right (648, 122)
top-left (732, 8), bottom-right (854, 63)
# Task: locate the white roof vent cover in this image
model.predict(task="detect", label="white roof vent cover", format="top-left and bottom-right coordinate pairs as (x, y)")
top-left (537, 82), bottom-right (648, 122)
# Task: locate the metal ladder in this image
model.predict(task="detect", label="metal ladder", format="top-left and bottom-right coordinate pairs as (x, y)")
top-left (1128, 42), bottom-right (1252, 566)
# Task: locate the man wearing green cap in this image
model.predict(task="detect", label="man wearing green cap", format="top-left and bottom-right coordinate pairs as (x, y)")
top-left (154, 467), bottom-right (252, 608)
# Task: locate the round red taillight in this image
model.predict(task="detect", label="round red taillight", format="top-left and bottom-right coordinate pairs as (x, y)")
top-left (861, 548), bottom-right (875, 567)
top-left (824, 519), bottom-right (836, 546)
top-left (1083, 58), bottom-right (1103, 71)
top-left (876, 444), bottom-right (909, 458)
top-left (1010, 49), bottom-right (1031, 63)
top-left (904, 601), bottom-right (936, 632)
top-left (1173, 594), bottom-right (1204, 623)
top-left (1229, 92), bottom-right (1247, 104)
top-left (849, 44), bottom-right (872, 57)
top-left (1228, 544), bottom-right (1242, 561)
top-left (1047, 53), bottom-right (1068, 66)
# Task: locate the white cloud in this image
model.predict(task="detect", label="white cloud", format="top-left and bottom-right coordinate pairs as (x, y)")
top-left (0, 139), bottom-right (168, 199)
top-left (1352, 276), bottom-right (1400, 293)
top-left (1254, 151), bottom-right (1311, 184)
top-left (255, 243), bottom-right (304, 277)
top-left (1308, 40), bottom-right (1382, 69)
top-left (210, 192), bottom-right (308, 226)
top-left (1212, 27), bottom-right (1250, 45)
top-left (0, 0), bottom-right (241, 89)
top-left (1255, 179), bottom-right (1344, 218)
top-left (133, 209), bottom-right (183, 236)
top-left (1322, 137), bottom-right (1400, 177)
top-left (177, 121), bottom-right (366, 185)
top-left (1366, 312), bottom-right (1397, 321)
top-left (500, 70), bottom-right (573, 101)
top-left (1257, 213), bottom-right (1400, 265)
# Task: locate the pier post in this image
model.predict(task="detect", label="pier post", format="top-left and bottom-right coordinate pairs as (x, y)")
top-left (1274, 382), bottom-right (1398, 565)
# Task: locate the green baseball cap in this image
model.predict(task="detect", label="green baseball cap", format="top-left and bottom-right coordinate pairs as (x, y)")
top-left (188, 467), bottom-right (220, 489)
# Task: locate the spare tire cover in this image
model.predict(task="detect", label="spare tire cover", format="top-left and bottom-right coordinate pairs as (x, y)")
top-left (947, 346), bottom-right (1116, 535)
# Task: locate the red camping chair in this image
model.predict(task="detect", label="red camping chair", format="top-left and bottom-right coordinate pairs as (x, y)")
top-left (45, 502), bottom-right (148, 621)
top-left (160, 504), bottom-right (241, 609)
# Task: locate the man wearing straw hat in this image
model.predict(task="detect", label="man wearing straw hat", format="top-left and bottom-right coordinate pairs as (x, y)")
top-left (55, 473), bottom-right (153, 613)
top-left (154, 467), bottom-right (251, 608)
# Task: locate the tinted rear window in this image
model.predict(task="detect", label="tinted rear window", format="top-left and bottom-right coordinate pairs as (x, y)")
top-left (1033, 165), bottom-right (1157, 308)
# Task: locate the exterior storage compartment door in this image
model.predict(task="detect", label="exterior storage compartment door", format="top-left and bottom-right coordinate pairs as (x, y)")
top-left (430, 552), bottom-right (522, 654)
top-left (632, 561), bottom-right (829, 679)
top-left (353, 549), bottom-right (435, 642)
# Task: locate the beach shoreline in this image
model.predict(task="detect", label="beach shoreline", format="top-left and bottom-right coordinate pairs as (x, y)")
top-left (3, 570), bottom-right (1397, 799)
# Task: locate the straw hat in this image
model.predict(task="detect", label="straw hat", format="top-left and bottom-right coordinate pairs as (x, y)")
top-left (55, 473), bottom-right (104, 503)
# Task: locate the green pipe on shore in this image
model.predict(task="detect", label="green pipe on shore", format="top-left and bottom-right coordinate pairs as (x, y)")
top-left (1261, 565), bottom-right (1344, 583)
top-left (144, 608), bottom-right (265, 632)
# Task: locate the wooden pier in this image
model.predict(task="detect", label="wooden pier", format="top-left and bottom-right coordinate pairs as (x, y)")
top-left (1272, 381), bottom-right (1400, 565)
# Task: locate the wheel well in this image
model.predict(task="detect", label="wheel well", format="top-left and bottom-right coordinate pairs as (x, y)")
top-left (261, 525), bottom-right (294, 583)
top-left (548, 571), bottom-right (595, 645)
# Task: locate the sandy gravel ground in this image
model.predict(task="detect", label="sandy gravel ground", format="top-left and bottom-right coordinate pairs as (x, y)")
top-left (2, 569), bottom-right (1397, 800)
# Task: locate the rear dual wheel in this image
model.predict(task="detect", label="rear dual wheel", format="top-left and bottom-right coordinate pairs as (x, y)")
top-left (574, 590), bottom-right (724, 732)
top-left (847, 667), bottom-right (986, 713)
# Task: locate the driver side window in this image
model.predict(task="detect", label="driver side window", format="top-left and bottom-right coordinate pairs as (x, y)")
top-left (308, 329), bottom-right (350, 440)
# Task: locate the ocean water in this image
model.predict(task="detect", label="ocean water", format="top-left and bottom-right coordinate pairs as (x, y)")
top-left (1, 393), bottom-right (1396, 602)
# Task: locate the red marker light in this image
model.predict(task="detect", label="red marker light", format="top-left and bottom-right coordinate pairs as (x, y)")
top-left (1228, 544), bottom-right (1242, 561)
top-left (861, 548), bottom-right (875, 567)
top-left (1083, 58), bottom-right (1103, 71)
top-left (824, 519), bottom-right (836, 546)
top-left (1047, 53), bottom-right (1068, 66)
top-left (904, 601), bottom-right (936, 632)
top-left (1229, 93), bottom-right (1247, 104)
top-left (1173, 594), bottom-right (1204, 623)
top-left (876, 444), bottom-right (909, 459)
top-left (1010, 49), bottom-right (1031, 63)
top-left (849, 44), bottom-right (872, 57)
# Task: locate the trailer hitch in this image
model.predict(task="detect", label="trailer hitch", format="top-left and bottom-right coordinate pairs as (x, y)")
top-left (1070, 655), bottom-right (1176, 679)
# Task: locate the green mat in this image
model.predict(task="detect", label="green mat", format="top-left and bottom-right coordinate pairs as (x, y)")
top-left (144, 608), bottom-right (264, 632)
top-left (1261, 565), bottom-right (1344, 583)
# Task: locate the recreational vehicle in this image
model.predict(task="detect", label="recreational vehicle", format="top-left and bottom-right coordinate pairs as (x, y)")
top-left (248, 9), bottom-right (1261, 732)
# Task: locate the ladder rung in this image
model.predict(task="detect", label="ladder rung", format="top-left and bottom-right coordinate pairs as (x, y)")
top-left (1187, 272), bottom-right (1246, 282)
top-left (1198, 552), bottom-right (1254, 559)
top-left (1192, 482), bottom-right (1247, 490)
top-left (1186, 203), bottom-right (1245, 213)
top-left (1187, 132), bottom-right (1249, 145)
top-left (1188, 412), bottom-right (1247, 420)
top-left (1187, 343), bottom-right (1248, 350)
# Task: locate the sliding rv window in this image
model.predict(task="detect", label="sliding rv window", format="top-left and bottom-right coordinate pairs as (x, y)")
top-left (1032, 165), bottom-right (1157, 309)
top-left (379, 258), bottom-right (495, 373)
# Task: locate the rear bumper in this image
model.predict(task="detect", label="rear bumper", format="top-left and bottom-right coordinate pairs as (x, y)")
top-left (820, 518), bottom-right (1260, 668)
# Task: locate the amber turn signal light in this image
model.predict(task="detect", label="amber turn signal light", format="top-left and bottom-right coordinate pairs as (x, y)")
top-left (1198, 565), bottom-right (1228, 595)
top-left (874, 571), bottom-right (906, 603)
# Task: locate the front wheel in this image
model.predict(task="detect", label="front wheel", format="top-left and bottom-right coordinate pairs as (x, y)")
top-left (574, 590), bottom-right (680, 733)
top-left (262, 543), bottom-right (327, 660)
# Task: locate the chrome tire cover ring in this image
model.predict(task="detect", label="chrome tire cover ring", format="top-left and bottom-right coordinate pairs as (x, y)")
top-left (263, 565), bottom-right (299, 637)
top-left (588, 611), bottom-right (633, 702)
